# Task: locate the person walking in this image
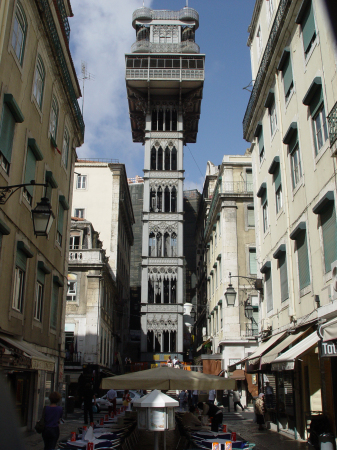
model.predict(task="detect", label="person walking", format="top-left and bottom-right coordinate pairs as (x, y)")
top-left (192, 389), bottom-right (198, 406)
top-left (208, 389), bottom-right (216, 405)
top-left (178, 390), bottom-right (188, 411)
top-left (233, 390), bottom-right (244, 411)
top-left (265, 382), bottom-right (274, 409)
top-left (255, 393), bottom-right (265, 431)
top-left (198, 401), bottom-right (223, 432)
top-left (42, 391), bottom-right (63, 450)
top-left (107, 388), bottom-right (117, 415)
top-left (83, 383), bottom-right (95, 425)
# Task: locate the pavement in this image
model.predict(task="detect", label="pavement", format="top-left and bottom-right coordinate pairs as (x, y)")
top-left (22, 407), bottom-right (309, 450)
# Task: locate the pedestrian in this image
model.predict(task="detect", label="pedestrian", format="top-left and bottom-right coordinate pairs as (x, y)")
top-left (107, 388), bottom-right (117, 415)
top-left (255, 393), bottom-right (265, 431)
top-left (123, 389), bottom-right (132, 410)
top-left (173, 355), bottom-right (178, 366)
top-left (208, 389), bottom-right (216, 405)
top-left (198, 401), bottom-right (223, 432)
top-left (167, 355), bottom-right (173, 367)
top-left (265, 382), bottom-right (274, 409)
top-left (178, 390), bottom-right (188, 411)
top-left (192, 389), bottom-right (198, 406)
top-left (83, 383), bottom-right (95, 425)
top-left (42, 391), bottom-right (63, 450)
top-left (233, 390), bottom-right (244, 411)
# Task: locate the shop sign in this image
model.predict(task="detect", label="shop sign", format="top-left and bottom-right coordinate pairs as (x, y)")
top-left (31, 359), bottom-right (55, 372)
top-left (271, 361), bottom-right (294, 371)
top-left (321, 340), bottom-right (337, 357)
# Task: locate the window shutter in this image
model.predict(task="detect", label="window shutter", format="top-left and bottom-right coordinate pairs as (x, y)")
top-left (57, 203), bottom-right (64, 234)
top-left (297, 231), bottom-right (311, 289)
top-left (274, 165), bottom-right (281, 191)
top-left (283, 53), bottom-right (293, 95)
top-left (24, 147), bottom-right (37, 196)
top-left (265, 269), bottom-right (273, 312)
top-left (261, 189), bottom-right (267, 206)
top-left (37, 267), bottom-right (45, 285)
top-left (288, 132), bottom-right (298, 154)
top-left (279, 253), bottom-right (289, 302)
top-left (0, 104), bottom-right (15, 162)
top-left (302, 1), bottom-right (316, 53)
top-left (250, 249), bottom-right (257, 275)
top-left (321, 203), bottom-right (337, 273)
top-left (258, 128), bottom-right (264, 153)
top-left (16, 248), bottom-right (27, 271)
top-left (309, 87), bottom-right (323, 117)
top-left (50, 282), bottom-right (59, 329)
top-left (248, 207), bottom-right (255, 226)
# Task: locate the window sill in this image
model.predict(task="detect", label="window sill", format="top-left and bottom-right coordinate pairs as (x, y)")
top-left (31, 96), bottom-right (43, 123)
top-left (10, 309), bottom-right (24, 321)
top-left (323, 270), bottom-right (332, 285)
top-left (49, 327), bottom-right (57, 335)
top-left (33, 319), bottom-right (43, 329)
top-left (270, 127), bottom-right (278, 143)
top-left (9, 47), bottom-right (25, 79)
top-left (276, 208), bottom-right (284, 221)
top-left (314, 139), bottom-right (330, 166)
top-left (300, 285), bottom-right (311, 298)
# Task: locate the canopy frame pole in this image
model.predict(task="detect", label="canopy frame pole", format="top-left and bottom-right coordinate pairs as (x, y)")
top-left (154, 431), bottom-right (159, 450)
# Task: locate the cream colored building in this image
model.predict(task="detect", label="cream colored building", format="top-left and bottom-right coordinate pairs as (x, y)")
top-left (243, 0), bottom-right (337, 440)
top-left (71, 160), bottom-right (134, 361)
top-left (0, 0), bottom-right (83, 430)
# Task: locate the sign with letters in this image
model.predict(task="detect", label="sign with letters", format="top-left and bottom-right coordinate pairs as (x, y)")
top-left (321, 340), bottom-right (337, 357)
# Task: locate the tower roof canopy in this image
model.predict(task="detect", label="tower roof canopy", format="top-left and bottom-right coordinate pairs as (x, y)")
top-left (132, 7), bottom-right (199, 29)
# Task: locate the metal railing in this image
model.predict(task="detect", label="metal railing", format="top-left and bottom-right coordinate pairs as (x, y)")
top-left (246, 324), bottom-right (258, 337)
top-left (131, 40), bottom-right (200, 54)
top-left (243, 0), bottom-right (291, 139)
top-left (328, 101), bottom-right (337, 147)
top-left (69, 249), bottom-right (104, 263)
top-left (132, 7), bottom-right (199, 27)
top-left (56, 0), bottom-right (70, 41)
top-left (223, 181), bottom-right (253, 193)
top-left (126, 68), bottom-right (204, 81)
top-left (38, 0), bottom-right (85, 139)
top-left (77, 158), bottom-right (119, 164)
top-left (65, 352), bottom-right (82, 364)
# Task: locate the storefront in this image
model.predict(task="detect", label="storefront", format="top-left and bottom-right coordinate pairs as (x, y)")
top-left (0, 334), bottom-right (55, 430)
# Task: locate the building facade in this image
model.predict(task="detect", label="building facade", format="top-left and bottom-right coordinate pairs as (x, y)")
top-left (243, 0), bottom-right (337, 439)
top-left (71, 160), bottom-right (134, 362)
top-left (0, 0), bottom-right (83, 429)
top-left (125, 6), bottom-right (205, 363)
top-left (65, 218), bottom-right (117, 395)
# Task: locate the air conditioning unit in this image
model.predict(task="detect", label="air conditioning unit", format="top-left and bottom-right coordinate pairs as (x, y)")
top-left (261, 318), bottom-right (270, 332)
top-left (330, 260), bottom-right (337, 301)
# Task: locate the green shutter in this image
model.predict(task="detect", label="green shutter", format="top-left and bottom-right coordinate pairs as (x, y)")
top-left (24, 147), bottom-right (37, 196)
top-left (310, 87), bottom-right (323, 117)
top-left (266, 269), bottom-right (273, 313)
top-left (302, 1), bottom-right (316, 53)
top-left (288, 131), bottom-right (298, 154)
top-left (0, 104), bottom-right (15, 162)
top-left (50, 283), bottom-right (59, 329)
top-left (57, 203), bottom-right (64, 234)
top-left (261, 189), bottom-right (267, 206)
top-left (283, 53), bottom-right (293, 96)
top-left (274, 165), bottom-right (281, 191)
top-left (16, 248), bottom-right (27, 271)
top-left (258, 127), bottom-right (264, 154)
top-left (321, 203), bottom-right (337, 273)
top-left (279, 253), bottom-right (289, 302)
top-left (250, 249), bottom-right (257, 275)
top-left (297, 231), bottom-right (311, 290)
top-left (37, 267), bottom-right (45, 285)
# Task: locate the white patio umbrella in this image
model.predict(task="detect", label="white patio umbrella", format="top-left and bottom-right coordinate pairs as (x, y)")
top-left (101, 366), bottom-right (236, 390)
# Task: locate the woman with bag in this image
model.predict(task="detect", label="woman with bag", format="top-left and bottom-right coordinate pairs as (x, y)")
top-left (255, 393), bottom-right (265, 431)
top-left (41, 392), bottom-right (63, 450)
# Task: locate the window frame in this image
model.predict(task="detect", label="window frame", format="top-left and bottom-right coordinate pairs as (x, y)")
top-left (249, 248), bottom-right (257, 275)
top-left (13, 265), bottom-right (25, 312)
top-left (62, 127), bottom-right (70, 168)
top-left (296, 0), bottom-right (317, 58)
top-left (34, 281), bottom-right (44, 321)
top-left (74, 208), bottom-right (85, 219)
top-left (33, 55), bottom-right (45, 109)
top-left (312, 103), bottom-right (328, 156)
top-left (49, 95), bottom-right (59, 141)
top-left (290, 143), bottom-right (302, 189)
top-left (76, 174), bottom-right (87, 190)
top-left (11, 1), bottom-right (27, 66)
top-left (269, 99), bottom-right (278, 137)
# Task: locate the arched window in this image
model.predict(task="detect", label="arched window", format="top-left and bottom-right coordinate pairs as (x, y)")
top-left (149, 232), bottom-right (156, 256)
top-left (165, 148), bottom-right (170, 170)
top-left (154, 280), bottom-right (161, 304)
top-left (171, 148), bottom-right (177, 170)
top-left (148, 280), bottom-right (154, 303)
top-left (12, 1), bottom-right (27, 65)
top-left (165, 109), bottom-right (171, 131)
top-left (158, 109), bottom-right (164, 131)
top-left (151, 147), bottom-right (156, 170)
top-left (164, 187), bottom-right (170, 212)
top-left (171, 187), bottom-right (177, 212)
top-left (49, 96), bottom-right (59, 141)
top-left (164, 279), bottom-right (170, 303)
top-left (171, 280), bottom-right (176, 304)
top-left (151, 109), bottom-right (157, 131)
top-left (172, 109), bottom-right (177, 131)
top-left (157, 147), bottom-right (163, 170)
top-left (150, 188), bottom-right (156, 211)
top-left (33, 55), bottom-right (45, 109)
top-left (156, 232), bottom-right (162, 257)
top-left (157, 186), bottom-right (162, 212)
top-left (164, 232), bottom-right (170, 256)
top-left (171, 232), bottom-right (177, 257)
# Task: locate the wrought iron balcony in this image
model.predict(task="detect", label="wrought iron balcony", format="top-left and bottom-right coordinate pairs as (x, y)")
top-left (243, 0), bottom-right (291, 140)
top-left (126, 68), bottom-right (204, 81)
top-left (56, 0), bottom-right (70, 42)
top-left (132, 7), bottom-right (199, 29)
top-left (131, 40), bottom-right (200, 54)
top-left (328, 100), bottom-right (337, 148)
top-left (246, 323), bottom-right (258, 337)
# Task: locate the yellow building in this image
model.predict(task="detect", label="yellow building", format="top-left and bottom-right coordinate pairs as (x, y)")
top-left (0, 0), bottom-right (83, 429)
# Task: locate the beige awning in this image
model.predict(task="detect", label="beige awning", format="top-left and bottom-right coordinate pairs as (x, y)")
top-left (319, 317), bottom-right (337, 342)
top-left (0, 334), bottom-right (55, 372)
top-left (101, 366), bottom-right (236, 390)
top-left (229, 369), bottom-right (246, 381)
top-left (260, 328), bottom-right (308, 366)
top-left (271, 331), bottom-right (319, 371)
top-left (246, 332), bottom-right (286, 365)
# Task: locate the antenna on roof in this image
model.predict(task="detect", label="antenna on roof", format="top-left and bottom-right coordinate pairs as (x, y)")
top-left (78, 61), bottom-right (95, 117)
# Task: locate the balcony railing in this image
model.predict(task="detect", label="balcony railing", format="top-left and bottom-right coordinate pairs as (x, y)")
top-left (56, 0), bottom-right (70, 42)
top-left (131, 40), bottom-right (200, 54)
top-left (69, 249), bottom-right (104, 263)
top-left (328, 101), bottom-right (337, 148)
top-left (126, 68), bottom-right (204, 81)
top-left (132, 7), bottom-right (199, 28)
top-left (246, 324), bottom-right (258, 337)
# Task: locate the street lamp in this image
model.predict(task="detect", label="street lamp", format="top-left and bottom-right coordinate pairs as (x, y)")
top-left (224, 272), bottom-right (263, 308)
top-left (225, 275), bottom-right (236, 306)
top-left (244, 297), bottom-right (254, 320)
top-left (31, 197), bottom-right (55, 237)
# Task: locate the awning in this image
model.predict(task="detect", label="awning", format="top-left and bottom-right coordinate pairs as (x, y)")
top-left (228, 356), bottom-right (249, 372)
top-left (260, 328), bottom-right (309, 366)
top-left (229, 369), bottom-right (246, 381)
top-left (0, 334), bottom-right (55, 372)
top-left (318, 317), bottom-right (337, 342)
top-left (247, 332), bottom-right (286, 365)
top-left (196, 338), bottom-right (211, 352)
top-left (271, 331), bottom-right (319, 371)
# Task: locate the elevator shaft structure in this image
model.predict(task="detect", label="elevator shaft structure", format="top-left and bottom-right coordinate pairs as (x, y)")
top-left (126, 6), bottom-right (204, 362)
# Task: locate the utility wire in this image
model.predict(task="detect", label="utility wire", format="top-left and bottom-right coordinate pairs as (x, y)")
top-left (186, 144), bottom-right (204, 178)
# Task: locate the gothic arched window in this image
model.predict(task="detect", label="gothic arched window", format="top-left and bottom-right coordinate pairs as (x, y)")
top-left (151, 147), bottom-right (156, 170)
top-left (156, 232), bottom-right (162, 257)
top-left (171, 147), bottom-right (177, 170)
top-left (152, 110), bottom-right (157, 131)
top-left (165, 148), bottom-right (170, 170)
top-left (158, 109), bottom-right (164, 131)
top-left (157, 147), bottom-right (163, 170)
top-left (149, 232), bottom-right (156, 256)
top-left (164, 187), bottom-right (170, 212)
top-left (171, 232), bottom-right (177, 257)
top-left (171, 187), bottom-right (177, 212)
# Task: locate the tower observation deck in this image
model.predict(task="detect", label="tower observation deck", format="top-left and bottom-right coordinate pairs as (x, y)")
top-left (126, 6), bottom-right (205, 362)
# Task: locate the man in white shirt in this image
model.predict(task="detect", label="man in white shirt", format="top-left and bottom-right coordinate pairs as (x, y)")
top-left (107, 389), bottom-right (117, 415)
top-left (208, 389), bottom-right (216, 405)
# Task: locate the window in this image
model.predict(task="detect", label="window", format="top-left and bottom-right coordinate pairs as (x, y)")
top-left (296, 0), bottom-right (316, 56)
top-left (263, 202), bottom-right (268, 233)
top-left (49, 96), bottom-right (59, 142)
top-left (33, 56), bottom-right (45, 109)
top-left (274, 165), bottom-right (282, 214)
top-left (67, 274), bottom-right (77, 301)
top-left (246, 169), bottom-right (253, 192)
top-left (74, 208), bottom-right (85, 219)
top-left (62, 127), bottom-right (70, 168)
top-left (23, 140), bottom-right (43, 205)
top-left (69, 235), bottom-right (80, 250)
top-left (249, 248), bottom-right (257, 275)
top-left (291, 225), bottom-right (311, 291)
top-left (11, 2), bottom-right (27, 64)
top-left (279, 252), bottom-right (289, 301)
top-left (247, 204), bottom-right (255, 227)
top-left (51, 282), bottom-right (59, 329)
top-left (258, 127), bottom-right (264, 163)
top-left (267, 0), bottom-right (274, 22)
top-left (278, 49), bottom-right (293, 102)
top-left (34, 282), bottom-right (44, 321)
top-left (76, 175), bottom-right (87, 189)
top-left (0, 94), bottom-right (24, 174)
top-left (291, 143), bottom-right (302, 189)
top-left (264, 266), bottom-right (273, 313)
top-left (256, 26), bottom-right (262, 60)
top-left (57, 203), bottom-right (64, 246)
top-left (269, 100), bottom-right (277, 136)
top-left (312, 104), bottom-right (328, 154)
top-left (13, 242), bottom-right (33, 312)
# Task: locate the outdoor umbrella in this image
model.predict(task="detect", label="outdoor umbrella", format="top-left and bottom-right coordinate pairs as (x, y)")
top-left (101, 366), bottom-right (236, 390)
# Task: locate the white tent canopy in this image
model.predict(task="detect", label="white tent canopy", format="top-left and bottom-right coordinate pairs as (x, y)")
top-left (133, 390), bottom-right (178, 408)
top-left (101, 366), bottom-right (236, 390)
